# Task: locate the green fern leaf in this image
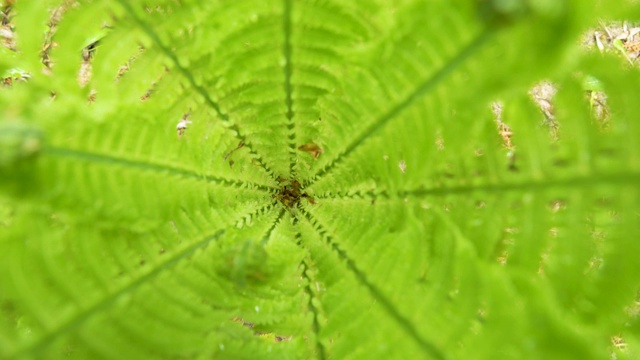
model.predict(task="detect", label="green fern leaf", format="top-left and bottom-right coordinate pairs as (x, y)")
top-left (1, 0), bottom-right (640, 359)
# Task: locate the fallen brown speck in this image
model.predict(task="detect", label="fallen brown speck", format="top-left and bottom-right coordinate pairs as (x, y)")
top-left (298, 142), bottom-right (323, 159)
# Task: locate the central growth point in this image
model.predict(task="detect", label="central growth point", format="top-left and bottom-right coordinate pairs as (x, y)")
top-left (275, 178), bottom-right (315, 208)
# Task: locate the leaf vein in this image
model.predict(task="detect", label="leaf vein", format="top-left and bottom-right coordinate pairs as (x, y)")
top-left (282, 0), bottom-right (297, 177)
top-left (11, 230), bottom-right (225, 359)
top-left (114, 0), bottom-right (279, 180)
top-left (313, 172), bottom-right (640, 201)
top-left (9, 202), bottom-right (276, 359)
top-left (301, 210), bottom-right (446, 360)
top-left (299, 255), bottom-right (327, 360)
top-left (304, 30), bottom-right (494, 187)
top-left (45, 146), bottom-right (274, 191)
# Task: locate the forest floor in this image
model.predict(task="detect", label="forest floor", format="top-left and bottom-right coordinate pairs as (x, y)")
top-left (582, 21), bottom-right (640, 64)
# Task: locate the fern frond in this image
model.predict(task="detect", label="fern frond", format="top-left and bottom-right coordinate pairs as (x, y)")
top-left (1, 0), bottom-right (640, 359)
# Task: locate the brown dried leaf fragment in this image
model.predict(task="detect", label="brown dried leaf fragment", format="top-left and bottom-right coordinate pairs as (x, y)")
top-left (298, 142), bottom-right (323, 159)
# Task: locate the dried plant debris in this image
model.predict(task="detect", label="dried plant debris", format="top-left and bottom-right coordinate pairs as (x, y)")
top-left (611, 335), bottom-right (628, 352)
top-left (1, 2), bottom-right (16, 51)
top-left (586, 85), bottom-right (610, 128)
top-left (582, 75), bottom-right (611, 130)
top-left (1, 68), bottom-right (29, 87)
top-left (298, 142), bottom-right (323, 159)
top-left (78, 41), bottom-right (98, 87)
top-left (493, 102), bottom-right (513, 150)
top-left (116, 46), bottom-right (146, 80)
top-left (87, 89), bottom-right (97, 103)
top-left (42, 2), bottom-right (78, 70)
top-left (231, 317), bottom-right (292, 342)
top-left (140, 84), bottom-right (156, 101)
top-left (0, 0), bottom-right (13, 23)
top-left (529, 81), bottom-right (559, 140)
top-left (398, 160), bottom-right (407, 173)
top-left (585, 21), bottom-right (640, 64)
top-left (141, 66), bottom-right (169, 101)
top-left (491, 101), bottom-right (517, 171)
top-left (176, 111), bottom-right (192, 138)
